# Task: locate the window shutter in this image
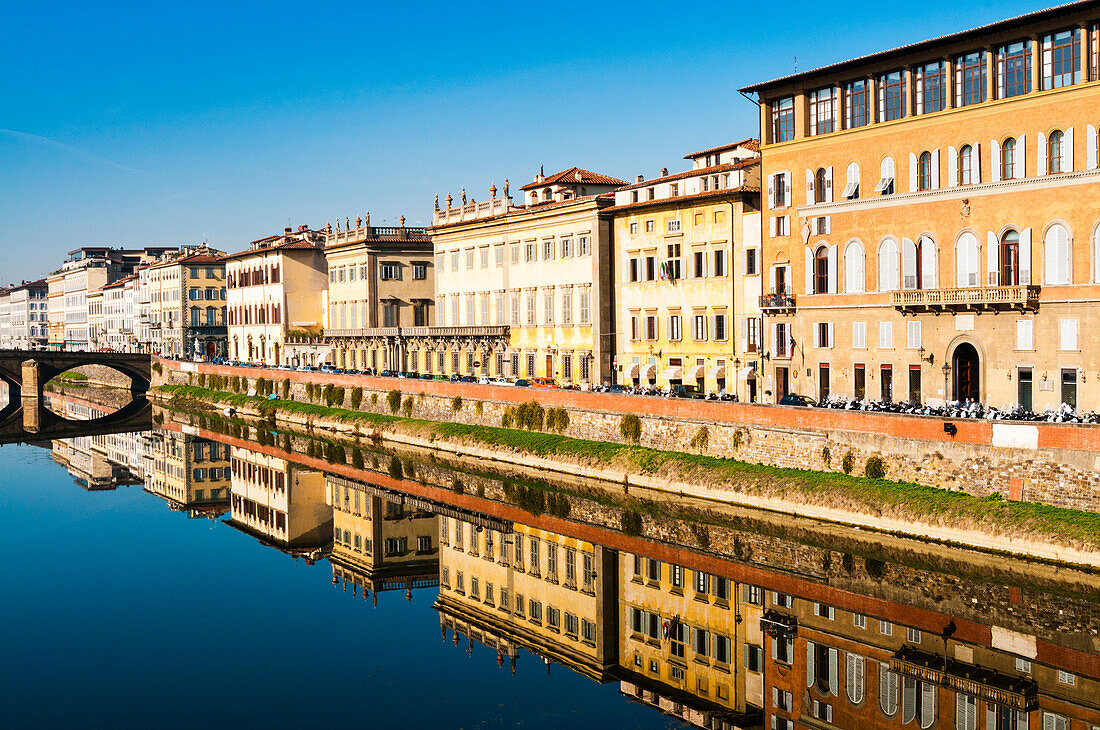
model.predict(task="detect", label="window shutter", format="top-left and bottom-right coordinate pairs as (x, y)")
top-left (805, 248), bottom-right (814, 295)
top-left (806, 640), bottom-right (816, 687)
top-left (931, 149), bottom-right (940, 188)
top-left (1019, 227), bottom-right (1032, 285)
top-left (825, 216), bottom-right (832, 234)
top-left (1065, 127), bottom-right (1074, 172)
top-left (1016, 134), bottom-right (1026, 179)
top-left (767, 175), bottom-right (775, 209)
top-left (991, 139), bottom-right (1001, 182)
top-left (829, 648), bottom-right (839, 696)
top-left (770, 266), bottom-right (777, 295)
top-left (769, 216), bottom-right (777, 237)
top-left (902, 238), bottom-right (917, 289)
top-left (825, 166), bottom-right (834, 202)
top-left (1037, 132), bottom-right (1048, 175)
top-left (827, 323), bottom-right (835, 349)
top-left (813, 324), bottom-right (820, 348)
top-left (975, 142), bottom-right (982, 182)
top-left (921, 237), bottom-right (937, 289)
top-left (986, 704), bottom-right (996, 730)
top-left (806, 169), bottom-right (815, 205)
top-left (1087, 125), bottom-right (1098, 169)
top-left (948, 146), bottom-right (958, 187)
top-left (740, 318), bottom-right (748, 352)
top-left (828, 244), bottom-right (838, 293)
top-left (783, 172), bottom-right (792, 204)
top-left (988, 232), bottom-right (999, 283)
top-left (909, 152), bottom-right (918, 192)
top-left (921, 683), bottom-right (936, 727)
top-left (902, 677), bottom-right (917, 724)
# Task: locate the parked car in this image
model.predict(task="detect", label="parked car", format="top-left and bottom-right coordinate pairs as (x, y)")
top-left (459, 375), bottom-right (477, 383)
top-left (779, 393), bottom-right (816, 407)
top-left (531, 377), bottom-right (558, 389)
top-left (513, 379), bottom-right (531, 387)
top-left (420, 373), bottom-right (435, 380)
top-left (669, 384), bottom-right (705, 399)
top-left (379, 370), bottom-right (396, 378)
top-left (490, 377), bottom-right (514, 387)
top-left (608, 384), bottom-right (630, 394)
top-left (477, 376), bottom-right (492, 385)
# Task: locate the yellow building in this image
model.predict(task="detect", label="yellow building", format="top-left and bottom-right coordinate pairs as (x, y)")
top-left (143, 431), bottom-right (231, 515)
top-left (618, 551), bottom-right (764, 728)
top-left (610, 140), bottom-right (763, 397)
top-left (140, 248), bottom-right (227, 359)
top-left (434, 515), bottom-right (618, 678)
top-left (742, 1), bottom-right (1100, 409)
top-left (227, 446), bottom-right (332, 555)
top-left (431, 169), bottom-right (625, 384)
top-left (327, 474), bottom-right (440, 602)
top-left (225, 227), bottom-right (328, 366)
top-left (321, 220), bottom-right (436, 371)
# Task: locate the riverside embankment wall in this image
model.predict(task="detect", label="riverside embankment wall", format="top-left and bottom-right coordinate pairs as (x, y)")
top-left (156, 358), bottom-right (1100, 513)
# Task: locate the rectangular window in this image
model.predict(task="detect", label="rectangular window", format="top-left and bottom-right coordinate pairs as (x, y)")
top-left (1043, 29), bottom-right (1081, 89)
top-left (809, 86), bottom-right (836, 135)
top-left (878, 70), bottom-right (906, 122)
top-left (667, 220), bottom-right (681, 233)
top-left (1016, 319), bottom-right (1033, 350)
top-left (907, 627), bottom-right (922, 643)
top-left (907, 320), bottom-right (922, 349)
top-left (543, 291), bottom-right (554, 325)
top-left (479, 247), bottom-right (489, 268)
top-left (956, 51), bottom-right (987, 106)
top-left (629, 222), bottom-right (638, 234)
top-left (853, 321), bottom-right (866, 348)
top-left (693, 314), bottom-right (707, 341)
top-left (693, 250), bottom-right (706, 278)
top-left (465, 249), bottom-right (474, 269)
top-left (844, 79), bottom-right (869, 128)
top-left (915, 61), bottom-right (946, 114)
top-left (714, 249), bottom-right (728, 276)
top-left (494, 244), bottom-right (504, 266)
top-left (854, 613), bottom-right (867, 628)
top-left (714, 314), bottom-right (727, 341)
top-left (880, 620), bottom-right (893, 636)
top-left (772, 96), bottom-right (795, 142)
top-left (669, 314), bottom-right (682, 341)
top-left (579, 236), bottom-right (590, 255)
top-left (998, 40), bottom-right (1032, 98)
top-left (1060, 318), bottom-right (1078, 350)
top-left (743, 248), bottom-right (756, 276)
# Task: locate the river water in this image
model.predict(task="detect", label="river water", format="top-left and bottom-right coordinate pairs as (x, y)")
top-left (1, 392), bottom-right (1097, 729)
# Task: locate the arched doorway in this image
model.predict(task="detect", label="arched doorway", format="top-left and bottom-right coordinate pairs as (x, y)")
top-left (952, 343), bottom-right (980, 402)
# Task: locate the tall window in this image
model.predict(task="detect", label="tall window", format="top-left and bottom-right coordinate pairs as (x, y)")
top-left (1001, 137), bottom-right (1016, 180)
top-left (1043, 29), bottom-right (1081, 88)
top-left (917, 151), bottom-right (933, 190)
top-left (810, 86), bottom-right (836, 135)
top-left (915, 61), bottom-right (946, 114)
top-left (956, 232), bottom-right (980, 287)
top-left (813, 246), bottom-right (830, 294)
top-left (772, 96), bottom-right (795, 142)
top-left (1048, 130), bottom-right (1065, 174)
top-left (1044, 223), bottom-right (1071, 285)
top-left (1000, 230), bottom-right (1021, 286)
top-left (814, 168), bottom-right (828, 204)
top-left (844, 79), bottom-right (869, 128)
top-left (956, 51), bottom-right (987, 106)
top-left (878, 239), bottom-right (899, 291)
top-left (997, 40), bottom-right (1032, 98)
top-left (959, 145), bottom-right (975, 185)
top-left (878, 71), bottom-right (906, 122)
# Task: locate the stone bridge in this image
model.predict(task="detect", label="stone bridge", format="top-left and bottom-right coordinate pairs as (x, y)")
top-left (0, 396), bottom-right (152, 445)
top-left (0, 350), bottom-right (152, 398)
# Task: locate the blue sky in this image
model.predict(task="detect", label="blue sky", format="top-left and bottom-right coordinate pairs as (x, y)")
top-left (0, 0), bottom-right (1041, 282)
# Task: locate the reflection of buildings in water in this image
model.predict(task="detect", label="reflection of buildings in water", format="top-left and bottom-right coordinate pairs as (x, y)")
top-left (143, 430), bottom-right (231, 518)
top-left (760, 591), bottom-right (1100, 730)
top-left (226, 447), bottom-right (331, 558)
top-left (435, 515), bottom-right (618, 681)
top-left (618, 552), bottom-right (763, 729)
top-left (47, 398), bottom-right (149, 490)
top-left (327, 475), bottom-right (440, 604)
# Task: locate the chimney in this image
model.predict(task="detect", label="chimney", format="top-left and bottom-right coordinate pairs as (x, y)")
top-left (284, 227), bottom-right (293, 234)
top-left (635, 174), bottom-right (644, 183)
top-left (660, 167), bottom-right (668, 177)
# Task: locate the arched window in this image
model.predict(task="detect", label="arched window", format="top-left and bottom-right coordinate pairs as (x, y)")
top-left (846, 654), bottom-right (866, 705)
top-left (918, 151), bottom-right (933, 190)
top-left (1094, 223), bottom-right (1100, 283)
top-left (814, 245), bottom-right (830, 293)
top-left (1044, 223), bottom-right (1071, 285)
top-left (959, 145), bottom-right (974, 185)
top-left (844, 162), bottom-right (860, 199)
top-left (1000, 230), bottom-right (1020, 286)
top-left (844, 241), bottom-right (865, 293)
top-left (1001, 137), bottom-right (1016, 179)
top-left (877, 157), bottom-right (896, 195)
top-left (1048, 130), bottom-right (1064, 174)
top-left (814, 168), bottom-right (828, 203)
top-left (543, 188), bottom-right (552, 202)
top-left (917, 235), bottom-right (937, 289)
top-left (879, 665), bottom-right (899, 717)
top-left (878, 239), bottom-right (899, 291)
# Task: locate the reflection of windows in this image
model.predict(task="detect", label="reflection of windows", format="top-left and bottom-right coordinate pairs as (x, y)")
top-left (879, 664), bottom-right (899, 716)
top-left (772, 635), bottom-right (793, 664)
top-left (902, 676), bottom-right (937, 729)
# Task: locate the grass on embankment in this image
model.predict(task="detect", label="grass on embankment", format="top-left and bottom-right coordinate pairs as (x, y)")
top-left (153, 383), bottom-right (1100, 550)
top-left (53, 371), bottom-right (88, 381)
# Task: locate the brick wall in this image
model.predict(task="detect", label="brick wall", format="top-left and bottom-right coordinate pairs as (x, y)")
top-left (159, 359), bottom-right (1100, 513)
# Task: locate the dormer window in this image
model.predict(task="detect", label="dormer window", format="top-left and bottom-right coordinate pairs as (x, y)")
top-left (543, 188), bottom-right (552, 202)
top-left (670, 183), bottom-right (679, 197)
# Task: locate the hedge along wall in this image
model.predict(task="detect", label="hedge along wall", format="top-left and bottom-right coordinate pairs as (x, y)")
top-left (159, 359), bottom-right (1100, 513)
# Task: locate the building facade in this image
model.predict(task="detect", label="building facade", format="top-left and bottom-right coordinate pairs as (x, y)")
top-left (101, 275), bottom-right (136, 352)
top-left (610, 140), bottom-right (763, 397)
top-left (431, 169), bottom-right (624, 385)
top-left (6, 280), bottom-right (50, 349)
top-left (225, 227), bottom-right (328, 366)
top-left (742, 1), bottom-right (1100, 409)
top-left (140, 248), bottom-right (227, 359)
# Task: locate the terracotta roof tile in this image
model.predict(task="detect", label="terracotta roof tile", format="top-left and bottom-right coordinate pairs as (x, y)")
top-left (604, 185), bottom-right (760, 213)
top-left (519, 167), bottom-right (627, 191)
top-left (683, 138), bottom-right (760, 159)
top-left (618, 158), bottom-right (759, 192)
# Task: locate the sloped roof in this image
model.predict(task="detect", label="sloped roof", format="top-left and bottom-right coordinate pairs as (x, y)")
top-left (683, 138), bottom-right (760, 159)
top-left (520, 167), bottom-right (627, 191)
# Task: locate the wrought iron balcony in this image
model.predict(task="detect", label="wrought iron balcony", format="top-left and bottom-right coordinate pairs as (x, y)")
top-left (891, 285), bottom-right (1040, 313)
top-left (759, 293), bottom-right (796, 312)
top-left (892, 646), bottom-right (1036, 711)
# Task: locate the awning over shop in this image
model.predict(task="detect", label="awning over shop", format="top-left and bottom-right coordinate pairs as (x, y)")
top-left (709, 366), bottom-right (726, 380)
top-left (625, 363), bottom-right (640, 378)
top-left (661, 367), bottom-right (682, 381)
top-left (739, 367), bottom-right (757, 380)
top-left (686, 365), bottom-right (705, 380)
top-left (641, 363), bottom-right (657, 380)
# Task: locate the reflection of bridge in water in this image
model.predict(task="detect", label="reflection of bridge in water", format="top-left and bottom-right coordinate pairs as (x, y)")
top-left (0, 390), bottom-right (152, 445)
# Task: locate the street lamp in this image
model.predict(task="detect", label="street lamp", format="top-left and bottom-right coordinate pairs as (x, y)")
top-left (942, 362), bottom-right (952, 402)
top-left (732, 357), bottom-right (741, 401)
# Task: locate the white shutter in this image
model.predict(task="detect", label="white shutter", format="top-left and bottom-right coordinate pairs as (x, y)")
top-left (1065, 127), bottom-right (1074, 172)
top-left (1061, 318), bottom-right (1078, 350)
top-left (975, 142), bottom-right (982, 183)
top-left (767, 175), bottom-right (775, 209)
top-left (740, 318), bottom-right (748, 352)
top-left (921, 237), bottom-right (937, 289)
top-left (806, 169), bottom-right (815, 205)
top-left (1087, 125), bottom-right (1098, 169)
top-left (909, 152), bottom-right (918, 191)
top-left (827, 323), bottom-right (835, 348)
top-left (1016, 134), bottom-right (1026, 179)
top-left (828, 244), bottom-right (838, 293)
top-left (806, 641), bottom-right (816, 687)
top-left (991, 139), bottom-right (1001, 181)
top-left (769, 216), bottom-right (777, 237)
top-left (902, 677), bottom-right (917, 724)
top-left (902, 238), bottom-right (917, 289)
top-left (921, 683), bottom-right (937, 727)
top-left (825, 166), bottom-right (834, 202)
top-left (770, 266), bottom-right (778, 294)
top-left (813, 323), bottom-right (820, 348)
top-left (783, 171), bottom-right (791, 205)
top-left (931, 149), bottom-right (940, 188)
top-left (948, 146), bottom-right (958, 186)
top-left (1037, 131), bottom-right (1048, 175)
top-left (1017, 320), bottom-right (1033, 350)
top-left (828, 648), bottom-right (839, 696)
top-left (988, 231), bottom-right (999, 284)
top-left (1019, 227), bottom-right (1032, 285)
top-left (805, 248), bottom-right (813, 295)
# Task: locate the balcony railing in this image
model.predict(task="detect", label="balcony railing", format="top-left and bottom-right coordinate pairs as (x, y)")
top-left (760, 293), bottom-right (796, 311)
top-left (892, 647), bottom-right (1036, 711)
top-left (891, 285), bottom-right (1040, 312)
